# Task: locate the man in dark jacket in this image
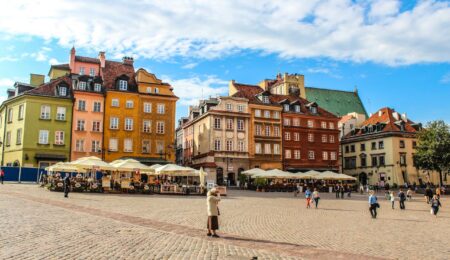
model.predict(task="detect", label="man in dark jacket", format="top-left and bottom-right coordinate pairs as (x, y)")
top-left (63, 173), bottom-right (71, 198)
top-left (398, 189), bottom-right (406, 210)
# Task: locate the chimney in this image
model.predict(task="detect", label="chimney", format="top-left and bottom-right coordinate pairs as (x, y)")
top-left (69, 46), bottom-right (76, 72)
top-left (122, 56), bottom-right (134, 65)
top-left (98, 51), bottom-right (106, 68)
top-left (30, 74), bottom-right (45, 87)
top-left (378, 110), bottom-right (382, 117)
top-left (401, 113), bottom-right (407, 122)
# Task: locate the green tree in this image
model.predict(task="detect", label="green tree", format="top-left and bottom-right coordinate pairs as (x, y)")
top-left (413, 120), bottom-right (450, 186)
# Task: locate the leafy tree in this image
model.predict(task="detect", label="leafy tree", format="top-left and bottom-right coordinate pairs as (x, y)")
top-left (413, 120), bottom-right (450, 186)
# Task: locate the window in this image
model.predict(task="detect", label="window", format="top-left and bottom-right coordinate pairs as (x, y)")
top-left (109, 138), bottom-right (118, 151)
top-left (283, 118), bottom-right (291, 126)
top-left (91, 140), bottom-right (101, 153)
top-left (372, 156), bottom-right (378, 167)
top-left (226, 119), bottom-right (233, 130)
top-left (307, 120), bottom-right (314, 128)
top-left (378, 141), bottom-right (384, 149)
top-left (265, 126), bottom-right (271, 136)
top-left (76, 139), bottom-right (84, 152)
top-left (154, 88), bottom-right (159, 94)
top-left (77, 120), bottom-right (85, 131)
top-left (14, 129), bottom-right (22, 145)
top-left (400, 154), bottom-right (406, 165)
top-left (285, 132), bottom-right (291, 140)
top-left (94, 83), bottom-right (101, 92)
top-left (379, 155), bottom-right (385, 166)
top-left (78, 100), bottom-right (86, 111)
top-left (273, 111), bottom-right (280, 119)
top-left (361, 156), bottom-right (367, 167)
top-left (294, 150), bottom-right (300, 159)
top-left (350, 145), bottom-right (355, 153)
top-left (146, 87), bottom-right (151, 93)
top-left (322, 151), bottom-right (328, 160)
top-left (55, 131), bottom-right (64, 145)
top-left (110, 117), bottom-right (119, 129)
top-left (293, 118), bottom-right (300, 126)
top-left (371, 142), bottom-right (376, 150)
top-left (255, 109), bottom-right (261, 117)
top-left (5, 131), bottom-right (11, 146)
top-left (310, 106), bottom-right (317, 114)
top-left (238, 105), bottom-right (244, 112)
top-left (156, 121), bottom-right (165, 134)
top-left (285, 149), bottom-right (291, 159)
top-left (294, 105), bottom-right (300, 112)
top-left (56, 107), bottom-right (66, 120)
top-left (308, 151), bottom-right (315, 160)
top-left (40, 105), bottom-right (50, 119)
top-left (92, 121), bottom-right (101, 132)
top-left (111, 99), bottom-right (119, 107)
top-left (321, 134), bottom-right (327, 143)
top-left (238, 141), bottom-right (245, 152)
top-left (330, 152), bottom-right (337, 160)
top-left (38, 130), bottom-right (49, 144)
top-left (274, 144), bottom-right (280, 154)
top-left (399, 140), bottom-right (405, 148)
top-left (143, 102), bottom-right (152, 113)
top-left (274, 126), bottom-right (280, 137)
top-left (156, 141), bottom-right (164, 154)
top-left (124, 139), bottom-right (133, 152)
top-left (412, 141), bottom-right (417, 148)
top-left (264, 143), bottom-right (271, 154)
top-left (308, 133), bottom-right (314, 142)
top-left (283, 104), bottom-right (290, 112)
top-left (321, 121), bottom-right (327, 129)
top-left (89, 68), bottom-right (95, 76)
top-left (214, 139), bottom-right (221, 151)
top-left (214, 118), bottom-right (221, 129)
top-left (329, 135), bottom-right (335, 143)
top-left (226, 103), bottom-right (232, 111)
top-left (237, 119), bottom-right (244, 131)
top-left (143, 120), bottom-right (151, 133)
top-left (59, 87), bottom-right (67, 96)
top-left (294, 132), bottom-right (300, 141)
top-left (126, 100), bottom-right (134, 108)
top-left (142, 140), bottom-right (150, 153)
top-left (256, 125), bottom-right (262, 135)
top-left (17, 105), bottom-right (24, 120)
top-left (124, 118), bottom-right (133, 131)
top-left (79, 67), bottom-right (85, 75)
top-left (262, 96), bottom-right (269, 104)
top-left (264, 110), bottom-right (271, 118)
top-left (255, 143), bottom-right (262, 154)
top-left (157, 104), bottom-right (165, 114)
top-left (360, 143), bottom-right (366, 151)
top-left (119, 80), bottom-right (128, 90)
top-left (78, 81), bottom-right (86, 90)
top-left (329, 122), bottom-right (335, 129)
top-left (226, 140), bottom-right (233, 151)
top-left (7, 108), bottom-right (13, 122)
top-left (345, 146), bottom-right (349, 153)
top-left (93, 101), bottom-right (101, 112)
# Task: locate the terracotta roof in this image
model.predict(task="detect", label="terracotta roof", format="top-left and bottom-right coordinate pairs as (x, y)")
top-left (75, 56), bottom-right (100, 64)
top-left (101, 60), bottom-right (136, 90)
top-left (26, 76), bottom-right (71, 97)
top-left (232, 83), bottom-right (265, 102)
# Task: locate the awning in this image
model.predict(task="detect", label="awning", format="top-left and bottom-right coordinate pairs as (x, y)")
top-left (35, 153), bottom-right (67, 160)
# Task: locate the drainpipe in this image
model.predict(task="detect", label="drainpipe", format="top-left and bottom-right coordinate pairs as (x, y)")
top-left (1, 104), bottom-right (8, 166)
top-left (101, 89), bottom-right (106, 160)
top-left (68, 95), bottom-right (74, 162)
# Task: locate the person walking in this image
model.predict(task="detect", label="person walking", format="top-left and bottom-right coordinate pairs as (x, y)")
top-left (305, 187), bottom-right (312, 209)
top-left (398, 189), bottom-right (406, 210)
top-left (369, 190), bottom-right (379, 219)
top-left (63, 173), bottom-right (71, 198)
top-left (335, 184), bottom-right (340, 199)
top-left (347, 185), bottom-right (352, 198)
top-left (359, 183), bottom-right (364, 194)
top-left (425, 186), bottom-right (433, 204)
top-left (0, 168), bottom-right (4, 184)
top-left (206, 188), bottom-right (221, 237)
top-left (390, 191), bottom-right (395, 209)
top-left (430, 195), bottom-right (442, 218)
top-left (340, 185), bottom-right (345, 199)
top-left (406, 188), bottom-right (413, 201)
top-left (312, 188), bottom-right (320, 209)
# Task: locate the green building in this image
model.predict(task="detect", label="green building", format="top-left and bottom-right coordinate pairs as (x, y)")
top-left (0, 75), bottom-right (73, 168)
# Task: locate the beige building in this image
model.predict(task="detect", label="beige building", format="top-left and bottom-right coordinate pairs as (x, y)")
top-left (341, 107), bottom-right (441, 186)
top-left (183, 96), bottom-right (250, 186)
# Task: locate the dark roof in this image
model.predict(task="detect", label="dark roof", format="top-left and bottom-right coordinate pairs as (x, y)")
top-left (50, 64), bottom-right (70, 70)
top-left (231, 83), bottom-right (265, 103)
top-left (75, 56), bottom-right (100, 64)
top-left (101, 60), bottom-right (137, 89)
top-left (305, 87), bottom-right (367, 117)
top-left (26, 76), bottom-right (71, 98)
top-left (269, 94), bottom-right (337, 118)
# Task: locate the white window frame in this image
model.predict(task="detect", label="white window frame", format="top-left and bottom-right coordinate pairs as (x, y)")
top-left (285, 149), bottom-right (291, 159)
top-left (59, 87), bottom-right (67, 96)
top-left (322, 134), bottom-right (327, 143)
top-left (79, 67), bottom-right (85, 75)
top-left (156, 121), bottom-right (165, 134)
top-left (110, 117), bottom-right (119, 129)
top-left (111, 99), bottom-right (119, 107)
top-left (143, 120), bottom-right (151, 133)
top-left (157, 104), bottom-right (165, 114)
top-left (255, 109), bottom-right (261, 117)
top-left (16, 129), bottom-right (22, 145)
top-left (294, 105), bottom-right (300, 112)
top-left (294, 150), bottom-right (301, 159)
top-left (226, 119), bottom-right (233, 130)
top-left (264, 110), bottom-right (271, 118)
top-left (322, 151), bottom-right (328, 160)
top-left (142, 140), bottom-right (151, 153)
top-left (226, 103), bottom-right (232, 111)
top-left (273, 111), bottom-right (280, 119)
top-left (125, 100), bottom-right (134, 109)
top-left (214, 118), bottom-right (221, 129)
top-left (38, 130), bottom-right (49, 144)
top-left (283, 118), bottom-right (291, 126)
top-left (308, 151), bottom-right (315, 160)
top-left (94, 83), bottom-right (101, 92)
top-left (56, 107), bottom-right (66, 120)
top-left (91, 140), bottom-right (101, 153)
top-left (40, 105), bottom-right (50, 119)
top-left (78, 100), bottom-right (86, 111)
top-left (143, 102), bottom-right (152, 113)
top-left (321, 121), bottom-right (327, 129)
top-left (77, 120), bottom-right (85, 131)
top-left (124, 118), bottom-right (133, 131)
top-left (237, 119), bottom-right (244, 131)
top-left (238, 141), bottom-right (245, 152)
top-left (238, 105), bottom-right (244, 112)
top-left (283, 104), bottom-right (290, 112)
top-left (226, 140), bottom-right (233, 151)
top-left (78, 81), bottom-right (86, 90)
top-left (273, 144), bottom-right (280, 155)
top-left (124, 138), bottom-right (133, 152)
top-left (55, 131), bottom-right (64, 145)
top-left (274, 126), bottom-right (280, 137)
top-left (285, 132), bottom-right (291, 141)
top-left (255, 143), bottom-right (262, 154)
top-left (293, 118), bottom-right (300, 126)
top-left (255, 125), bottom-right (262, 135)
top-left (330, 152), bottom-right (337, 160)
top-left (92, 121), bottom-right (101, 132)
top-left (329, 135), bottom-right (335, 143)
top-left (329, 122), bottom-right (335, 129)
top-left (109, 138), bottom-right (118, 151)
top-left (265, 125), bottom-right (271, 136)
top-left (264, 143), bottom-right (271, 154)
top-left (308, 133), bottom-right (314, 142)
top-left (294, 132), bottom-right (300, 141)
top-left (76, 139), bottom-right (85, 152)
top-left (119, 80), bottom-right (128, 90)
top-left (307, 120), bottom-right (314, 128)
top-left (214, 139), bottom-right (221, 151)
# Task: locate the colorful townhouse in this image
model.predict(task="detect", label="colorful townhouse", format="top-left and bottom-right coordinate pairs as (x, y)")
top-left (0, 75), bottom-right (73, 168)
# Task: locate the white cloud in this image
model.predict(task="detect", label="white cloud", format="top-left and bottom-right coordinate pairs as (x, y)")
top-left (0, 78), bottom-right (15, 88)
top-left (440, 72), bottom-right (450, 84)
top-left (182, 63), bottom-right (198, 69)
top-left (0, 0), bottom-right (449, 65)
top-left (48, 58), bottom-right (62, 65)
top-left (164, 75), bottom-right (229, 106)
top-left (0, 56), bottom-right (19, 62)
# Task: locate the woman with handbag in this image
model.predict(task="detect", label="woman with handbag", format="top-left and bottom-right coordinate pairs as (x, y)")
top-left (369, 190), bottom-right (379, 219)
top-left (206, 188), bottom-right (221, 237)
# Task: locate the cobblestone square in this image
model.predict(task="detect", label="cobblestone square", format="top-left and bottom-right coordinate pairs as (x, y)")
top-left (0, 184), bottom-right (449, 259)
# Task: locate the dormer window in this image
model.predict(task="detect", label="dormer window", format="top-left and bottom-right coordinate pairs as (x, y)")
top-left (59, 87), bottom-right (67, 96)
top-left (119, 80), bottom-right (128, 90)
top-left (262, 95), bottom-right (269, 104)
top-left (310, 106), bottom-right (317, 114)
top-left (154, 88), bottom-right (159, 94)
top-left (78, 81), bottom-right (86, 90)
top-left (283, 104), bottom-right (290, 112)
top-left (94, 83), bottom-right (101, 92)
top-left (226, 103), bottom-right (232, 111)
top-left (294, 105), bottom-right (300, 112)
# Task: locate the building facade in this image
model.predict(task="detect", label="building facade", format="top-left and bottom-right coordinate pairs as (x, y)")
top-left (341, 107), bottom-right (441, 186)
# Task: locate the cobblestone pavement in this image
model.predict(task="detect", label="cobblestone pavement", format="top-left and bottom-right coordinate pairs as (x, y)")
top-left (0, 184), bottom-right (449, 259)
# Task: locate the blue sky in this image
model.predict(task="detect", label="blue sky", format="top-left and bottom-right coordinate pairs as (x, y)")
top-left (0, 0), bottom-right (449, 124)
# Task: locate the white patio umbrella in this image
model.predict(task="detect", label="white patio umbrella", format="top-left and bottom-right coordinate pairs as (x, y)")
top-left (45, 162), bottom-right (84, 173)
top-left (110, 159), bottom-right (155, 174)
top-left (242, 168), bottom-right (266, 176)
top-left (155, 164), bottom-right (195, 176)
top-left (68, 156), bottom-right (116, 171)
top-left (149, 164), bottom-right (163, 170)
top-left (251, 169), bottom-right (292, 179)
top-left (317, 171), bottom-right (342, 180)
top-left (297, 170), bottom-right (321, 179)
top-left (337, 174), bottom-right (357, 181)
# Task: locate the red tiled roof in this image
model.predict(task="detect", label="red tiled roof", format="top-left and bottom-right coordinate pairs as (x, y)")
top-left (26, 76), bottom-right (71, 97)
top-left (232, 83), bottom-right (265, 102)
top-left (75, 56), bottom-right (100, 64)
top-left (101, 60), bottom-right (136, 89)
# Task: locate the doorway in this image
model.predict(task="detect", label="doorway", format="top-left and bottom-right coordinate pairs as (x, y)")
top-left (227, 172), bottom-right (235, 186)
top-left (216, 167), bottom-right (224, 186)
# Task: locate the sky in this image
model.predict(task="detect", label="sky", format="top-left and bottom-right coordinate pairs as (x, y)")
top-left (0, 0), bottom-right (449, 124)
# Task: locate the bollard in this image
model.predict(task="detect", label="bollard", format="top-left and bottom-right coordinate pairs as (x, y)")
top-left (18, 167), bottom-right (22, 183)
